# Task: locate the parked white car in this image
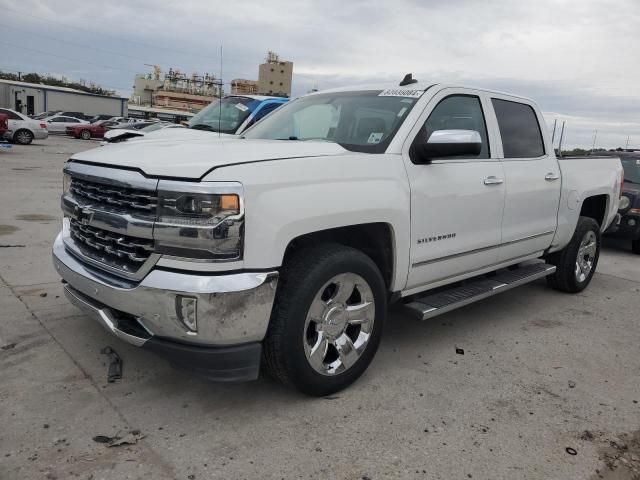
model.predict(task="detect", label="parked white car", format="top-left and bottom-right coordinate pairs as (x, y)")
top-left (0, 108), bottom-right (48, 144)
top-left (53, 79), bottom-right (623, 395)
top-left (43, 115), bottom-right (89, 134)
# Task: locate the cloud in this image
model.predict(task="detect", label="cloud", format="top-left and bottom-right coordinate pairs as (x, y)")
top-left (2, 0), bottom-right (638, 148)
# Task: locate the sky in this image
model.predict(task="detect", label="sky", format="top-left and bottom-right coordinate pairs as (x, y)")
top-left (1, 0), bottom-right (639, 149)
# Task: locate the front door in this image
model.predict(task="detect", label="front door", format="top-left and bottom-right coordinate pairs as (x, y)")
top-left (489, 96), bottom-right (561, 262)
top-left (402, 89), bottom-right (505, 290)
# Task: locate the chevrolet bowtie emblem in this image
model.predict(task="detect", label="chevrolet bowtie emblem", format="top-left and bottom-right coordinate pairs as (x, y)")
top-left (75, 206), bottom-right (94, 225)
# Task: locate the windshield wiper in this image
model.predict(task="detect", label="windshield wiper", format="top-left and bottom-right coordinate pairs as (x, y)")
top-left (274, 136), bottom-right (299, 140)
top-left (190, 124), bottom-right (217, 131)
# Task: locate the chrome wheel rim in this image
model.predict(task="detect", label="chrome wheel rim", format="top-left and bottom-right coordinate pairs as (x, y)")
top-left (16, 131), bottom-right (31, 144)
top-left (575, 230), bottom-right (597, 283)
top-left (81, 131), bottom-right (90, 139)
top-left (303, 272), bottom-right (375, 376)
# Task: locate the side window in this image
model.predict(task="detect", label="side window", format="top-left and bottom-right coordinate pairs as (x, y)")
top-left (491, 99), bottom-right (545, 158)
top-left (254, 103), bottom-right (280, 122)
top-left (417, 95), bottom-right (490, 159)
top-left (51, 118), bottom-right (65, 123)
top-left (0, 109), bottom-right (21, 120)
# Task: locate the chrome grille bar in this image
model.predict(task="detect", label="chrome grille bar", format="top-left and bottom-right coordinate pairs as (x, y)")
top-left (69, 178), bottom-right (158, 213)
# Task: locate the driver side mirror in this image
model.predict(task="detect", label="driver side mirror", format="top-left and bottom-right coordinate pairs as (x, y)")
top-left (410, 129), bottom-right (482, 164)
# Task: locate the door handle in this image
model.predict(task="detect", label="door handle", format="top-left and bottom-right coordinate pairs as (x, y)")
top-left (483, 176), bottom-right (504, 185)
top-left (545, 172), bottom-right (560, 181)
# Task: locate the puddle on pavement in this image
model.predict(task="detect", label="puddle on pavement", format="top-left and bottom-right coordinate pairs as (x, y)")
top-left (586, 429), bottom-right (640, 479)
top-left (0, 225), bottom-right (19, 236)
top-left (15, 214), bottom-right (56, 222)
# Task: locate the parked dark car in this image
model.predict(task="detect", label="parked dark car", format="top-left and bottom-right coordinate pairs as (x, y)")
top-left (605, 152), bottom-right (640, 254)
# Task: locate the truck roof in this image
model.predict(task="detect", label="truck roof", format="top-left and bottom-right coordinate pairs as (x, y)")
top-left (308, 82), bottom-right (536, 104)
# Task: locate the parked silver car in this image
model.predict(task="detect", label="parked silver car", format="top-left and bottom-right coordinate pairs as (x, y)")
top-left (0, 108), bottom-right (49, 144)
top-left (43, 115), bottom-right (89, 134)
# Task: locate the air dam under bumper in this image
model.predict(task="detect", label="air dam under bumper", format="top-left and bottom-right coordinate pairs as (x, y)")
top-left (52, 233), bottom-right (278, 381)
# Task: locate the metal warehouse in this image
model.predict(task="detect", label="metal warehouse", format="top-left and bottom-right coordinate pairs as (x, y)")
top-left (0, 79), bottom-right (128, 117)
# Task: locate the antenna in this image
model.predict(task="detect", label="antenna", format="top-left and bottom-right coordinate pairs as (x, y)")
top-left (551, 119), bottom-right (557, 144)
top-left (218, 43), bottom-right (223, 139)
top-left (399, 73), bottom-right (418, 86)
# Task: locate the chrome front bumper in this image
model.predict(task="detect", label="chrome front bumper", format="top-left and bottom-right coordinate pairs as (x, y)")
top-left (52, 232), bottom-right (279, 347)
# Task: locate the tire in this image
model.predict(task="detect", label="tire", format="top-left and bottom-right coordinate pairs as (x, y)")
top-left (264, 243), bottom-right (387, 396)
top-left (632, 238), bottom-right (640, 255)
top-left (546, 216), bottom-right (601, 293)
top-left (80, 130), bottom-right (91, 140)
top-left (14, 129), bottom-right (33, 145)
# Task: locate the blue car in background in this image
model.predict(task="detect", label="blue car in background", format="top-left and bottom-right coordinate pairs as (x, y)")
top-left (188, 95), bottom-right (288, 135)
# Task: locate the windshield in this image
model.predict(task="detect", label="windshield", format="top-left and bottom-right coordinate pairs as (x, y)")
top-left (242, 90), bottom-right (421, 153)
top-left (188, 97), bottom-right (257, 133)
top-left (622, 158), bottom-right (640, 184)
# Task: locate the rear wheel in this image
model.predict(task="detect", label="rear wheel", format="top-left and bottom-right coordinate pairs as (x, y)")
top-left (264, 244), bottom-right (386, 396)
top-left (14, 129), bottom-right (33, 145)
top-left (546, 216), bottom-right (601, 293)
top-left (632, 238), bottom-right (640, 255)
top-left (80, 129), bottom-right (91, 140)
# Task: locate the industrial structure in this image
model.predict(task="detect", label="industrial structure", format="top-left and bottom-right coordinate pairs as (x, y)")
top-left (131, 65), bottom-right (222, 113)
top-left (230, 79), bottom-right (258, 95)
top-left (0, 79), bottom-right (128, 117)
top-left (258, 51), bottom-right (293, 97)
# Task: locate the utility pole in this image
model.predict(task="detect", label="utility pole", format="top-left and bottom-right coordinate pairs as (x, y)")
top-left (557, 121), bottom-right (566, 157)
top-left (591, 130), bottom-right (598, 153)
top-left (17, 71), bottom-right (21, 81)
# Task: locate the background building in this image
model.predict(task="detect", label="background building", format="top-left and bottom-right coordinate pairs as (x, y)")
top-left (258, 51), bottom-right (293, 97)
top-left (131, 66), bottom-right (221, 113)
top-left (230, 79), bottom-right (258, 95)
top-left (0, 78), bottom-right (127, 117)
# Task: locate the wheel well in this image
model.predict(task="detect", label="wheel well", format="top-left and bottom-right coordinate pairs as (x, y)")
top-left (14, 128), bottom-right (32, 137)
top-left (282, 223), bottom-right (394, 289)
top-left (579, 195), bottom-right (608, 226)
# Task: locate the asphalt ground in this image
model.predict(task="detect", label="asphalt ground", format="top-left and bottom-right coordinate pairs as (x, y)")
top-left (1, 136), bottom-right (639, 480)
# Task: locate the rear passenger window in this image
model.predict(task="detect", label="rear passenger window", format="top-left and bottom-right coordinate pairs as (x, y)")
top-left (492, 99), bottom-right (545, 158)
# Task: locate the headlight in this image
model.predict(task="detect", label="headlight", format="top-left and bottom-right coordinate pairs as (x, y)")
top-left (63, 172), bottom-right (72, 194)
top-left (619, 195), bottom-right (631, 211)
top-left (154, 182), bottom-right (244, 260)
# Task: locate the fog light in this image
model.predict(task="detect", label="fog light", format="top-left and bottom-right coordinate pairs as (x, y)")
top-left (176, 296), bottom-right (197, 332)
top-left (629, 219), bottom-right (637, 227)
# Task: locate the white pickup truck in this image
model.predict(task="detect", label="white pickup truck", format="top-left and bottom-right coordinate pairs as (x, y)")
top-left (53, 78), bottom-right (623, 395)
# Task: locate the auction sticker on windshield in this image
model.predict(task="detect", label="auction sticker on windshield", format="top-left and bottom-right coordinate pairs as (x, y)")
top-left (235, 103), bottom-right (249, 112)
top-left (379, 89), bottom-right (424, 98)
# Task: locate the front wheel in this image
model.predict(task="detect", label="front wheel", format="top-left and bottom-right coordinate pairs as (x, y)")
top-left (546, 216), bottom-right (601, 293)
top-left (264, 244), bottom-right (387, 396)
top-left (632, 238), bottom-right (640, 255)
top-left (80, 129), bottom-right (91, 140)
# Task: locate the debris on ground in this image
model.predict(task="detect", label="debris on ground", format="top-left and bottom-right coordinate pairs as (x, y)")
top-left (92, 430), bottom-right (145, 447)
top-left (455, 347), bottom-right (465, 355)
top-left (568, 380), bottom-right (576, 388)
top-left (1, 343), bottom-right (16, 350)
top-left (39, 292), bottom-right (47, 297)
top-left (100, 346), bottom-right (122, 383)
top-left (565, 447), bottom-right (577, 455)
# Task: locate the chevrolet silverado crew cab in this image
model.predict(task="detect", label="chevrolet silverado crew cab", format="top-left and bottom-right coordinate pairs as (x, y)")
top-left (52, 77), bottom-right (623, 396)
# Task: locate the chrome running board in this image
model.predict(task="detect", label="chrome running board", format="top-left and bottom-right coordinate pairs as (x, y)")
top-left (403, 262), bottom-right (556, 320)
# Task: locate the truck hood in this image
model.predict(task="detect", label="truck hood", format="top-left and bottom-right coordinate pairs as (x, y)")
top-left (71, 137), bottom-right (350, 179)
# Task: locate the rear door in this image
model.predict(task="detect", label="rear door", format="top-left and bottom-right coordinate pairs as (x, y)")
top-left (402, 88), bottom-right (506, 289)
top-left (489, 96), bottom-right (561, 262)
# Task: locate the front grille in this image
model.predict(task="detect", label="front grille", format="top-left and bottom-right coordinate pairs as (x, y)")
top-left (69, 177), bottom-right (158, 215)
top-left (69, 219), bottom-right (154, 273)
